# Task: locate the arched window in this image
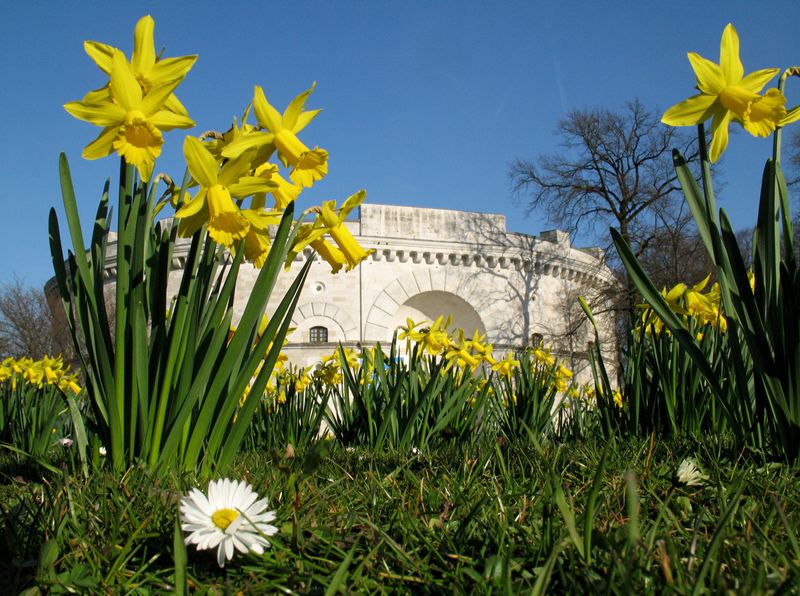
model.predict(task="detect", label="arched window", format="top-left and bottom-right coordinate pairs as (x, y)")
top-left (309, 326), bottom-right (328, 343)
top-left (530, 333), bottom-right (543, 347)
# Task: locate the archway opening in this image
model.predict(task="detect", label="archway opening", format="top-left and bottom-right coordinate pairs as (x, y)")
top-left (391, 291), bottom-right (485, 338)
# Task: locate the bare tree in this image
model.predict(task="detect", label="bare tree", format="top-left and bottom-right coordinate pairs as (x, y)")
top-left (0, 277), bottom-right (73, 360)
top-left (509, 99), bottom-right (706, 333)
top-left (636, 201), bottom-right (715, 291)
top-left (786, 128), bottom-right (800, 186)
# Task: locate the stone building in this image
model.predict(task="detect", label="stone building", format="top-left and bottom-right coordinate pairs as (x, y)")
top-left (246, 203), bottom-right (617, 379)
top-left (52, 203), bottom-right (618, 379)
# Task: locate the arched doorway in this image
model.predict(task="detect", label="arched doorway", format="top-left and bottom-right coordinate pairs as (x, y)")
top-left (391, 290), bottom-right (485, 337)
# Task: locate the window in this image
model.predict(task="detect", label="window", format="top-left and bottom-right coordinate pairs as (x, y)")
top-left (310, 326), bottom-right (328, 343)
top-left (530, 333), bottom-right (543, 347)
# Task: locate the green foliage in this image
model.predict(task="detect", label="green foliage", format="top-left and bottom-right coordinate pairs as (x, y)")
top-left (49, 157), bottom-right (310, 475)
top-left (491, 348), bottom-right (562, 441)
top-left (3, 437), bottom-right (800, 593)
top-left (612, 121), bottom-right (800, 462)
top-left (0, 382), bottom-right (69, 458)
top-left (244, 371), bottom-right (330, 452)
top-left (326, 338), bottom-right (489, 451)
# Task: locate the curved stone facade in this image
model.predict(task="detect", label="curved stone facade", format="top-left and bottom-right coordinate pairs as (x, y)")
top-left (56, 203), bottom-right (618, 380)
top-left (256, 203), bottom-right (617, 379)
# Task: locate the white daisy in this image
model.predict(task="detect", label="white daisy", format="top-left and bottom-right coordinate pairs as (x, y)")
top-left (179, 478), bottom-right (279, 567)
top-left (676, 458), bottom-right (707, 487)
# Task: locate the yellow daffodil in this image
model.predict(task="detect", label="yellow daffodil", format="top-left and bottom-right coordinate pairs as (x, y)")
top-left (284, 192), bottom-right (373, 273)
top-left (463, 329), bottom-right (493, 362)
top-left (251, 164), bottom-right (301, 211)
top-left (398, 318), bottom-right (426, 342)
top-left (238, 208), bottom-right (283, 268)
top-left (531, 347), bottom-right (555, 367)
top-left (445, 346), bottom-right (480, 371)
top-left (81, 15), bottom-right (196, 118)
top-left (491, 352), bottom-right (520, 379)
top-left (174, 136), bottom-right (273, 246)
top-left (224, 84), bottom-right (328, 188)
top-left (662, 23), bottom-right (787, 162)
top-left (316, 191), bottom-right (375, 270)
top-left (315, 355), bottom-right (342, 385)
top-left (65, 50), bottom-right (195, 181)
top-left (284, 223), bottom-right (348, 273)
top-left (293, 366), bottom-right (314, 392)
top-left (340, 347), bottom-right (361, 370)
top-left (639, 275), bottom-right (726, 335)
top-left (612, 389), bottom-right (623, 409)
top-left (418, 315), bottom-right (452, 355)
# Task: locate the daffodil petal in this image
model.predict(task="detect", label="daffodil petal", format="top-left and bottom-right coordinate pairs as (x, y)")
top-left (177, 202), bottom-right (208, 237)
top-left (780, 105), bottom-right (800, 126)
top-left (293, 109), bottom-right (321, 134)
top-left (80, 86), bottom-right (111, 105)
top-left (662, 94), bottom-right (717, 126)
top-left (283, 83), bottom-right (315, 131)
top-left (253, 86), bottom-right (284, 133)
top-left (175, 189), bottom-right (208, 218)
top-left (110, 50), bottom-right (142, 111)
top-left (64, 100), bottom-right (125, 126)
top-left (709, 110), bottom-right (732, 162)
top-left (688, 52), bottom-right (725, 95)
top-left (137, 159), bottom-right (154, 183)
top-left (132, 15), bottom-right (156, 72)
top-left (163, 93), bottom-right (190, 118)
top-left (739, 68), bottom-right (781, 93)
top-left (84, 40), bottom-right (113, 74)
top-left (183, 136), bottom-right (219, 188)
top-left (82, 126), bottom-right (117, 160)
top-left (241, 208), bottom-right (282, 231)
top-left (227, 177), bottom-right (276, 197)
top-left (148, 55), bottom-right (198, 86)
top-left (221, 132), bottom-right (274, 159)
top-left (218, 149), bottom-right (256, 187)
top-left (141, 79), bottom-right (185, 116)
top-left (339, 190), bottom-right (367, 218)
top-left (719, 23), bottom-right (743, 85)
top-left (149, 109), bottom-right (195, 131)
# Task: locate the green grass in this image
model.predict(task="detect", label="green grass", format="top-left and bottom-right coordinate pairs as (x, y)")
top-left (2, 435), bottom-right (799, 593)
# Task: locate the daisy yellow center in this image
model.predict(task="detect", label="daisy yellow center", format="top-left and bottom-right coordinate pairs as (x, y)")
top-left (211, 508), bottom-right (240, 530)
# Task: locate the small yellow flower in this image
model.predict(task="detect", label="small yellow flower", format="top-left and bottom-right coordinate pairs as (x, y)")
top-left (82, 15), bottom-right (196, 118)
top-left (65, 50), bottom-right (194, 181)
top-left (662, 23), bottom-right (787, 162)
top-left (418, 316), bottom-right (452, 356)
top-left (224, 84), bottom-right (328, 188)
top-left (174, 136), bottom-right (273, 247)
top-left (398, 318), bottom-right (426, 342)
top-left (316, 192), bottom-right (375, 270)
top-left (491, 352), bottom-right (520, 379)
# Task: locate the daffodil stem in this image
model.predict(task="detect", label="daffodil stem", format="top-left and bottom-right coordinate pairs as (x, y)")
top-left (773, 71), bottom-right (789, 165)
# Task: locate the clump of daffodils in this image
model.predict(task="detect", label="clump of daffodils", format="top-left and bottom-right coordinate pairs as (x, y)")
top-left (0, 355), bottom-right (82, 394)
top-left (638, 275), bottom-right (727, 337)
top-left (180, 478), bottom-right (279, 567)
top-left (675, 458), bottom-right (708, 487)
top-left (64, 14), bottom-right (374, 274)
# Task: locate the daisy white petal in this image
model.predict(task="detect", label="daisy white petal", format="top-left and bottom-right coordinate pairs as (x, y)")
top-left (179, 478), bottom-right (279, 568)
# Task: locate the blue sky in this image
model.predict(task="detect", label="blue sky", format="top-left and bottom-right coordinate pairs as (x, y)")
top-left (2, 1), bottom-right (799, 288)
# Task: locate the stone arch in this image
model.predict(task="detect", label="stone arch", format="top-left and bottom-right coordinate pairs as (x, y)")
top-left (291, 301), bottom-right (358, 343)
top-left (364, 270), bottom-right (485, 340)
top-left (392, 291), bottom-right (485, 338)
